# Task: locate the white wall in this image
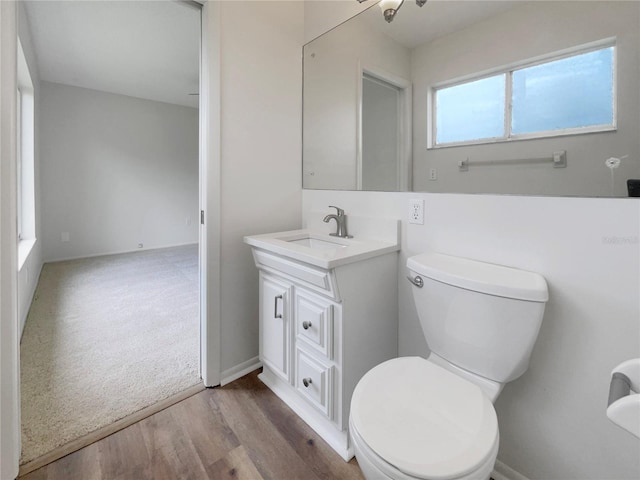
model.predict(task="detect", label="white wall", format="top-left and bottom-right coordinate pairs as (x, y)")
top-left (303, 189), bottom-right (640, 480)
top-left (39, 82), bottom-right (199, 262)
top-left (303, 9), bottom-right (411, 190)
top-left (17, 1), bottom-right (43, 337)
top-left (218, 1), bottom-right (304, 375)
top-left (413, 1), bottom-right (640, 197)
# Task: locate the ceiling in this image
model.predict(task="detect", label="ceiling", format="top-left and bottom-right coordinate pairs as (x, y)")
top-left (22, 0), bottom-right (522, 108)
top-left (361, 0), bottom-right (523, 49)
top-left (23, 1), bottom-right (200, 108)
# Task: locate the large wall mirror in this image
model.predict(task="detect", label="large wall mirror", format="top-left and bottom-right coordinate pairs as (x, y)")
top-left (302, 1), bottom-right (640, 197)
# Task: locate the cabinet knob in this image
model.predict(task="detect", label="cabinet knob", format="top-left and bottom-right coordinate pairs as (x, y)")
top-left (302, 321), bottom-right (312, 330)
top-left (302, 377), bottom-right (313, 388)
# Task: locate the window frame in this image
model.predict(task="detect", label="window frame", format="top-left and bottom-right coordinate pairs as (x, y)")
top-left (429, 37), bottom-right (617, 149)
top-left (17, 87), bottom-right (23, 241)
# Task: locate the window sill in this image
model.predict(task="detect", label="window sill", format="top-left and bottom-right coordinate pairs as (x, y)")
top-left (18, 238), bottom-right (36, 271)
top-left (428, 125), bottom-right (617, 150)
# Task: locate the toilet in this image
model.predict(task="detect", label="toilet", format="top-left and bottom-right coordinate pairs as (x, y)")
top-left (349, 252), bottom-right (548, 480)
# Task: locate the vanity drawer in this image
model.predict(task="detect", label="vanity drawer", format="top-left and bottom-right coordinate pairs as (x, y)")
top-left (295, 349), bottom-right (334, 419)
top-left (252, 249), bottom-right (340, 300)
top-left (295, 290), bottom-right (334, 360)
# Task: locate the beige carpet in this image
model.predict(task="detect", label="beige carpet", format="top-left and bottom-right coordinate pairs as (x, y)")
top-left (20, 245), bottom-right (201, 464)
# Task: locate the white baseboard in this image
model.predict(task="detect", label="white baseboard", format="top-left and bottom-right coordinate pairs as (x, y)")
top-left (221, 356), bottom-right (262, 386)
top-left (45, 242), bottom-right (198, 264)
top-left (19, 260), bottom-right (43, 341)
top-left (492, 459), bottom-right (530, 480)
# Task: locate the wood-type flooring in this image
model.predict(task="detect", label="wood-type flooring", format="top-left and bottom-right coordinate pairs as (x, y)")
top-left (20, 369), bottom-right (364, 480)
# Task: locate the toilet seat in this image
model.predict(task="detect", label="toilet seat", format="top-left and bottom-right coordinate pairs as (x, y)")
top-left (350, 357), bottom-right (499, 480)
top-left (349, 416), bottom-right (498, 480)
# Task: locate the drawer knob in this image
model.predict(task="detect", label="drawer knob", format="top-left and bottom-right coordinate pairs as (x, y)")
top-left (302, 321), bottom-right (312, 330)
top-left (302, 377), bottom-right (313, 388)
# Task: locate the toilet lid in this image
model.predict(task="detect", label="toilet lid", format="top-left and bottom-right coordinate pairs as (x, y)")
top-left (350, 357), bottom-right (498, 480)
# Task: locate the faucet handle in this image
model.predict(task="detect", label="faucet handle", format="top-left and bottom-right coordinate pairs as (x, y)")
top-left (328, 205), bottom-right (344, 216)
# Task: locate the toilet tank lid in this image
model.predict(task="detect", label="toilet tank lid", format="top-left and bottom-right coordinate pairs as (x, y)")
top-left (407, 252), bottom-right (549, 302)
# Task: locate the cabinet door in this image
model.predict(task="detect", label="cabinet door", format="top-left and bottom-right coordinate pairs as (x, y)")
top-left (260, 275), bottom-right (292, 383)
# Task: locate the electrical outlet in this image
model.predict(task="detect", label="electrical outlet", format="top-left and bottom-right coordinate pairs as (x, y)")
top-left (408, 199), bottom-right (424, 225)
top-left (429, 168), bottom-right (437, 181)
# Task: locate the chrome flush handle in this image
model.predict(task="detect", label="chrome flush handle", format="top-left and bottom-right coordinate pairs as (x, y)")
top-left (407, 275), bottom-right (423, 288)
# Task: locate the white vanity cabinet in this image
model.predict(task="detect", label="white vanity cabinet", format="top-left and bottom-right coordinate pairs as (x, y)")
top-left (251, 244), bottom-right (398, 461)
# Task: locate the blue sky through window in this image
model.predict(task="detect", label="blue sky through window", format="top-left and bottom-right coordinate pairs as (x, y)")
top-left (434, 45), bottom-right (614, 145)
top-left (512, 47), bottom-right (614, 134)
top-left (436, 74), bottom-right (505, 144)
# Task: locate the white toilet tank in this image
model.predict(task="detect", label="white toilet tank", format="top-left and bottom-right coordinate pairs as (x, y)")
top-left (407, 252), bottom-right (548, 384)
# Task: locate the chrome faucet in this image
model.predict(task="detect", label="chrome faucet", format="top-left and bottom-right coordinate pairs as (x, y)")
top-left (323, 206), bottom-right (352, 238)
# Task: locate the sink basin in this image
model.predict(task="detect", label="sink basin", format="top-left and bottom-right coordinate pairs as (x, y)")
top-left (287, 236), bottom-right (347, 250)
top-left (244, 229), bottom-right (399, 269)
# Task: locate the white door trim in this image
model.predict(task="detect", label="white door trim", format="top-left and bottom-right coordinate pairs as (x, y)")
top-left (199, 1), bottom-right (221, 387)
top-left (0, 1), bottom-right (21, 479)
top-left (356, 62), bottom-right (412, 192)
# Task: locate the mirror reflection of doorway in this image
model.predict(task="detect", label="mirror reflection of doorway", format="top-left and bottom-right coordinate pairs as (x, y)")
top-left (359, 70), bottom-right (411, 191)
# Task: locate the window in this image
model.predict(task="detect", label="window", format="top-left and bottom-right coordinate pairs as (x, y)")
top-left (432, 41), bottom-right (615, 147)
top-left (17, 39), bottom-right (36, 269)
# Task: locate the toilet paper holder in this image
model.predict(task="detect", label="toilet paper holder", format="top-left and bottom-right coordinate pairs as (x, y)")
top-left (607, 358), bottom-right (640, 439)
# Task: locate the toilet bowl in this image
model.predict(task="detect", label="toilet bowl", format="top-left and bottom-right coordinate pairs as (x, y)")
top-left (350, 357), bottom-right (499, 480)
top-left (349, 252), bottom-right (548, 480)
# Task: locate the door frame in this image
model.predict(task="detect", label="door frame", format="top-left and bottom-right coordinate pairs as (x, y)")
top-left (0, 2), bottom-right (222, 475)
top-left (199, 1), bottom-right (221, 388)
top-left (0, 2), bottom-right (20, 479)
top-left (356, 62), bottom-right (412, 191)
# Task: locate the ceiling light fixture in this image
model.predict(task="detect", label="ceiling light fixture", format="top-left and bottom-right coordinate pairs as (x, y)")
top-left (379, 0), bottom-right (404, 23)
top-left (357, 0), bottom-right (426, 23)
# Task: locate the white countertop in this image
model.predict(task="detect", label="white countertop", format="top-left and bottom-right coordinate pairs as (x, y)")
top-left (244, 229), bottom-right (399, 269)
